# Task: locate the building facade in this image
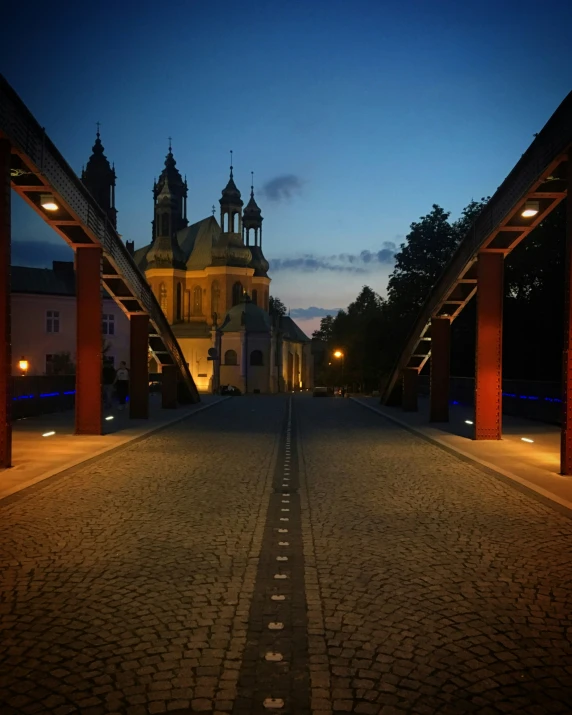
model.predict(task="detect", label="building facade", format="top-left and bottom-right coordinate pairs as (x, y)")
top-left (11, 262), bottom-right (130, 376)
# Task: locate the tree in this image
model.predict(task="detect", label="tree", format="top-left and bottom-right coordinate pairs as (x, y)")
top-left (269, 295), bottom-right (287, 317)
top-left (312, 314), bottom-right (335, 342)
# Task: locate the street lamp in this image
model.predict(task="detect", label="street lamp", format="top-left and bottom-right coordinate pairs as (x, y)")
top-left (333, 350), bottom-right (344, 387)
top-left (18, 357), bottom-right (29, 376)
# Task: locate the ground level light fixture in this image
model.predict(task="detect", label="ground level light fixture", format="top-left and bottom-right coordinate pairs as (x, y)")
top-left (521, 437), bottom-right (534, 443)
top-left (42, 431), bottom-right (56, 437)
top-left (18, 356), bottom-right (28, 375)
top-left (521, 200), bottom-right (539, 218)
top-left (40, 193), bottom-right (58, 211)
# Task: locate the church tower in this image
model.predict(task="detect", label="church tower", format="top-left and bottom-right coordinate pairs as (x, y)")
top-left (82, 126), bottom-right (117, 228)
top-left (219, 152), bottom-right (243, 236)
top-left (152, 140), bottom-right (188, 240)
top-left (146, 178), bottom-right (186, 269)
top-left (243, 172), bottom-right (263, 247)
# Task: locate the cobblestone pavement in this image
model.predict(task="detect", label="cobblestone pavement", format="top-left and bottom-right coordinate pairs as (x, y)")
top-left (1, 395), bottom-right (572, 715)
top-left (298, 397), bottom-right (572, 714)
top-left (0, 398), bottom-right (284, 715)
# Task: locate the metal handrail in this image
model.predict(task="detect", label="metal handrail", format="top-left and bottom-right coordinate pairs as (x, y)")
top-left (382, 90), bottom-right (572, 402)
top-left (0, 74), bottom-right (199, 403)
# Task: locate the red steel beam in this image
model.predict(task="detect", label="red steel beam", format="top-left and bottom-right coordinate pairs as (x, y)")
top-left (430, 318), bottom-right (450, 422)
top-left (129, 314), bottom-right (149, 420)
top-left (402, 368), bottom-right (418, 412)
top-left (562, 156), bottom-right (572, 474)
top-left (474, 252), bottom-right (504, 440)
top-left (0, 140), bottom-right (11, 468)
top-left (75, 247), bottom-right (103, 435)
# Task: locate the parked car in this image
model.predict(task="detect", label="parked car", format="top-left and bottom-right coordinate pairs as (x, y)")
top-left (313, 386), bottom-right (328, 397)
top-left (220, 385), bottom-right (242, 396)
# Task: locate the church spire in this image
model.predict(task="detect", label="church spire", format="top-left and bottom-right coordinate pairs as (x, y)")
top-left (243, 170), bottom-right (263, 247)
top-left (151, 140), bottom-right (188, 240)
top-left (81, 124), bottom-right (117, 229)
top-left (146, 177), bottom-right (186, 269)
top-left (219, 151), bottom-right (243, 234)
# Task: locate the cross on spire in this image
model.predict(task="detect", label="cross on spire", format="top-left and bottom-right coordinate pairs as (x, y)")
top-left (251, 171), bottom-right (254, 196)
top-left (211, 204), bottom-right (216, 216)
top-left (96, 121), bottom-right (101, 137)
top-left (168, 136), bottom-right (172, 152)
top-left (230, 149), bottom-right (233, 178)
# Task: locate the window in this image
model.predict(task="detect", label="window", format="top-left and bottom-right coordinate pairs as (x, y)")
top-left (252, 289), bottom-right (258, 306)
top-left (211, 280), bottom-right (220, 317)
top-left (46, 310), bottom-right (60, 333)
top-left (192, 285), bottom-right (202, 316)
top-left (103, 313), bottom-right (115, 335)
top-left (232, 281), bottom-right (243, 306)
top-left (160, 283), bottom-right (167, 313)
top-left (176, 283), bottom-right (182, 321)
top-left (224, 349), bottom-right (238, 366)
top-left (250, 350), bottom-right (263, 366)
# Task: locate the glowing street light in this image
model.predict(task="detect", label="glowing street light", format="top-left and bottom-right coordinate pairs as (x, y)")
top-left (18, 357), bottom-right (29, 376)
top-left (333, 349), bottom-right (345, 387)
top-left (40, 194), bottom-right (59, 211)
top-left (333, 350), bottom-right (343, 359)
top-left (521, 200), bottom-right (539, 218)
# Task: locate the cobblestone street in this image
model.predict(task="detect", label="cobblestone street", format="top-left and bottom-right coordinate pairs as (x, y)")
top-left (1, 396), bottom-right (572, 714)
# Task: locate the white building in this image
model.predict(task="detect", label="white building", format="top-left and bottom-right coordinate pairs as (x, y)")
top-left (11, 261), bottom-right (130, 376)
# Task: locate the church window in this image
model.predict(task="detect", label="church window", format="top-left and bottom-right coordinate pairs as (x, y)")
top-left (159, 283), bottom-right (167, 313)
top-left (252, 289), bottom-right (258, 306)
top-left (224, 349), bottom-right (238, 366)
top-left (211, 280), bottom-right (220, 317)
top-left (176, 283), bottom-right (182, 321)
top-left (250, 350), bottom-right (263, 366)
top-left (192, 285), bottom-right (202, 316)
top-left (232, 281), bottom-right (243, 306)
top-left (162, 212), bottom-right (171, 237)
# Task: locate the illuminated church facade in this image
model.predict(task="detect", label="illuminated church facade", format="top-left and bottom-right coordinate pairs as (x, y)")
top-left (81, 134), bottom-right (313, 393)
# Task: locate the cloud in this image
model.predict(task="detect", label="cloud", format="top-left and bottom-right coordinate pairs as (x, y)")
top-left (12, 240), bottom-right (73, 268)
top-left (269, 243), bottom-right (397, 274)
top-left (290, 306), bottom-right (342, 320)
top-left (261, 174), bottom-right (304, 202)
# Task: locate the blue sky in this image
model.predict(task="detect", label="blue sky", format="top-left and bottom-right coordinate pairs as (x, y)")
top-left (2, 0), bottom-right (572, 333)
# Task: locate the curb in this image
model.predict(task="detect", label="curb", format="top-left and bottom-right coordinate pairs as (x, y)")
top-left (350, 397), bottom-right (572, 519)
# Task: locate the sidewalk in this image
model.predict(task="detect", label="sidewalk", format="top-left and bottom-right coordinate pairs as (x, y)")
top-left (352, 395), bottom-right (572, 515)
top-left (1, 394), bottom-right (227, 501)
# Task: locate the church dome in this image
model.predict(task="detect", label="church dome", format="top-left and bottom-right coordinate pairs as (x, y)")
top-left (220, 174), bottom-right (243, 206)
top-left (248, 245), bottom-right (269, 277)
top-left (220, 298), bottom-right (271, 333)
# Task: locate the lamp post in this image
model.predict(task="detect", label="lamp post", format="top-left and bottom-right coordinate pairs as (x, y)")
top-left (333, 350), bottom-right (344, 388)
top-left (18, 357), bottom-right (29, 377)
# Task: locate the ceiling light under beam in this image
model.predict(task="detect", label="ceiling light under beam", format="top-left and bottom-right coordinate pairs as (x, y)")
top-left (40, 194), bottom-right (59, 211)
top-left (521, 200), bottom-right (539, 218)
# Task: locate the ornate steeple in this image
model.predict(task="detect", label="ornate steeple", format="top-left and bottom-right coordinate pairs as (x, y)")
top-left (219, 150), bottom-right (243, 234)
top-left (81, 124), bottom-right (117, 228)
top-left (146, 178), bottom-right (186, 269)
top-left (243, 171), bottom-right (263, 247)
top-left (151, 140), bottom-right (188, 240)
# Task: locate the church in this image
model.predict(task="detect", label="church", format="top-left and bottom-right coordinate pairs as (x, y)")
top-left (81, 133), bottom-right (313, 393)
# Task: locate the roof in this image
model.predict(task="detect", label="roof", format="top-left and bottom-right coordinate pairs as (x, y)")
top-left (11, 262), bottom-right (113, 299)
top-left (279, 315), bottom-right (310, 343)
top-left (12, 264), bottom-right (75, 296)
top-left (220, 300), bottom-right (271, 333)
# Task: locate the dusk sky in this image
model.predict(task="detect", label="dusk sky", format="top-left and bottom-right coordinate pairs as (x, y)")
top-left (2, 0), bottom-right (572, 335)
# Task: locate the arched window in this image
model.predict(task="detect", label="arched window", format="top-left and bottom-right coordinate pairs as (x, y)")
top-left (161, 212), bottom-right (169, 237)
top-left (224, 349), bottom-right (238, 366)
top-left (192, 285), bottom-right (202, 315)
top-left (231, 213), bottom-right (236, 232)
top-left (159, 283), bottom-right (167, 313)
top-left (223, 212), bottom-right (228, 232)
top-left (176, 283), bottom-right (182, 321)
top-left (250, 350), bottom-right (263, 366)
top-left (232, 281), bottom-right (243, 306)
top-left (252, 289), bottom-right (258, 306)
top-left (211, 280), bottom-right (220, 317)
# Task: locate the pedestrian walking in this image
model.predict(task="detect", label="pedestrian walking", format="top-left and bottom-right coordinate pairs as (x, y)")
top-left (102, 362), bottom-right (116, 408)
top-left (114, 361), bottom-right (130, 409)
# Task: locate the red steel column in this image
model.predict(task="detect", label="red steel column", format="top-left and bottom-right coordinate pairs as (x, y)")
top-left (561, 156), bottom-right (572, 474)
top-left (0, 140), bottom-right (11, 468)
top-left (430, 317), bottom-right (451, 422)
top-left (129, 314), bottom-right (149, 419)
top-left (402, 367), bottom-right (418, 412)
top-left (474, 252), bottom-right (503, 440)
top-left (162, 364), bottom-right (178, 409)
top-left (75, 247), bottom-right (102, 434)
